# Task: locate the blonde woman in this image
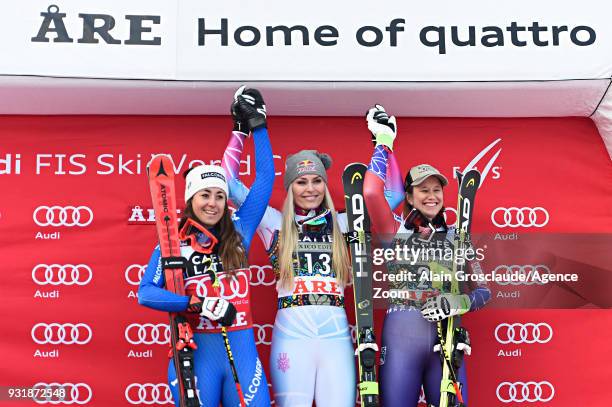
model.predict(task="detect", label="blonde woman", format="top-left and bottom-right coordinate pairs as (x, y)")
top-left (223, 142), bottom-right (355, 406)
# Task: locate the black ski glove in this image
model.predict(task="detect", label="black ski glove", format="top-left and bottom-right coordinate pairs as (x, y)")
top-left (235, 88), bottom-right (267, 131)
top-left (231, 85), bottom-right (250, 134)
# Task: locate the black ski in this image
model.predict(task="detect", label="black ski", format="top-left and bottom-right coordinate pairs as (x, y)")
top-left (342, 163), bottom-right (379, 407)
top-left (437, 169), bottom-right (480, 407)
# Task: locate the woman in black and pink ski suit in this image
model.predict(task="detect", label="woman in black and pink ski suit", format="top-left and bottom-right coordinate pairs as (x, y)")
top-left (363, 105), bottom-right (491, 407)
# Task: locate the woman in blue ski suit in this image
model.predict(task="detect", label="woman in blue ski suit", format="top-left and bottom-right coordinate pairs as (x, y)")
top-left (138, 87), bottom-right (274, 406)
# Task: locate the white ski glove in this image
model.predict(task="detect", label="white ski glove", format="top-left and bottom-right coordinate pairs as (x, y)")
top-left (199, 296), bottom-right (237, 327)
top-left (366, 104), bottom-right (397, 151)
top-left (420, 293), bottom-right (471, 322)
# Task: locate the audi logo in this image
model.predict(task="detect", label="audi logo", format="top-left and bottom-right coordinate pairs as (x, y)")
top-left (249, 265), bottom-right (276, 287)
top-left (32, 382), bottom-right (92, 404)
top-left (185, 271), bottom-right (249, 300)
top-left (491, 207), bottom-right (549, 228)
top-left (33, 206), bottom-right (93, 227)
top-left (493, 265), bottom-right (549, 286)
top-left (31, 323), bottom-right (92, 345)
top-left (32, 264), bottom-right (93, 286)
top-left (495, 323), bottom-right (553, 344)
top-left (125, 323), bottom-right (170, 345)
top-left (253, 323), bottom-right (273, 346)
top-left (125, 264), bottom-right (146, 286)
top-left (496, 381), bottom-right (555, 403)
top-left (125, 383), bottom-right (173, 405)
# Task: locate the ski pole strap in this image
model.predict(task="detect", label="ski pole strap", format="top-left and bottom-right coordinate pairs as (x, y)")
top-left (162, 256), bottom-right (188, 270)
top-left (359, 381), bottom-right (379, 395)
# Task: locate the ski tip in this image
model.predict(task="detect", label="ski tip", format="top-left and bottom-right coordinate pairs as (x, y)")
top-left (343, 162), bottom-right (367, 171)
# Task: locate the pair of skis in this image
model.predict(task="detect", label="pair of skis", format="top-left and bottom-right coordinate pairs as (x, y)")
top-left (147, 154), bottom-right (245, 407)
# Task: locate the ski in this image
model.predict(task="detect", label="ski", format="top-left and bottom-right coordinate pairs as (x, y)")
top-left (342, 163), bottom-right (379, 407)
top-left (436, 169), bottom-right (480, 407)
top-left (147, 154), bottom-right (200, 407)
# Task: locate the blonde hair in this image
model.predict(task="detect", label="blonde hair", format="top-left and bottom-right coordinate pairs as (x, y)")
top-left (277, 186), bottom-right (351, 291)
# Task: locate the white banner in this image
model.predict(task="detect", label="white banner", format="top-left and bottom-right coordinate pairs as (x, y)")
top-left (1, 0), bottom-right (611, 81)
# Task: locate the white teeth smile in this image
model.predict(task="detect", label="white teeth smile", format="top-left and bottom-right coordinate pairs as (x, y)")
top-left (424, 202), bottom-right (438, 207)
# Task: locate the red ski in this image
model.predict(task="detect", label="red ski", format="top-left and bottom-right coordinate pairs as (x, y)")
top-left (147, 154), bottom-right (200, 407)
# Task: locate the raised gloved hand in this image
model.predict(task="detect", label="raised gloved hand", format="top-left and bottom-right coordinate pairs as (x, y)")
top-left (231, 85), bottom-right (250, 135)
top-left (189, 295), bottom-right (237, 327)
top-left (366, 104), bottom-right (397, 150)
top-left (420, 293), bottom-right (471, 322)
top-left (234, 86), bottom-right (267, 131)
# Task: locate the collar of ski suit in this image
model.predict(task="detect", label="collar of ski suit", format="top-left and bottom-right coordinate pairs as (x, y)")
top-left (403, 208), bottom-right (448, 237)
top-left (294, 206), bottom-right (332, 233)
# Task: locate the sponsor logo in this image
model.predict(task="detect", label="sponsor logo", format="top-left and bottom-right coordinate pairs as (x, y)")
top-left (125, 323), bottom-right (170, 345)
top-left (33, 206), bottom-right (93, 227)
top-left (296, 159), bottom-right (317, 174)
top-left (253, 323), bottom-right (273, 346)
top-left (491, 207), bottom-right (549, 228)
top-left (31, 323), bottom-right (92, 345)
top-left (184, 271), bottom-right (249, 300)
top-left (495, 323), bottom-right (553, 344)
top-left (32, 382), bottom-right (92, 404)
top-left (125, 383), bottom-right (173, 405)
top-left (493, 265), bottom-right (550, 286)
top-left (32, 264), bottom-right (93, 286)
top-left (125, 264), bottom-right (146, 286)
top-left (248, 265), bottom-right (276, 287)
top-left (496, 381), bottom-right (555, 403)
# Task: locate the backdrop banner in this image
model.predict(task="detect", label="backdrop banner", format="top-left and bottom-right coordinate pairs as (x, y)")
top-left (0, 115), bottom-right (611, 406)
top-left (1, 0), bottom-right (611, 81)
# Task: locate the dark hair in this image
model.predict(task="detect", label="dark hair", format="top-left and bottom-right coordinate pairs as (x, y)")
top-left (179, 198), bottom-right (248, 272)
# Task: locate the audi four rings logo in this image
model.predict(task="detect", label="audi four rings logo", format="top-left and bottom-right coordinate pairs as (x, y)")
top-left (493, 265), bottom-right (550, 285)
top-left (32, 264), bottom-right (93, 286)
top-left (33, 382), bottom-right (93, 404)
top-left (33, 206), bottom-right (94, 227)
top-left (125, 264), bottom-right (146, 286)
top-left (31, 323), bottom-right (93, 345)
top-left (249, 265), bottom-right (276, 286)
top-left (495, 323), bottom-right (553, 344)
top-left (253, 323), bottom-right (273, 346)
top-left (497, 381), bottom-right (555, 403)
top-left (491, 207), bottom-right (549, 228)
top-left (125, 383), bottom-right (173, 405)
top-left (184, 272), bottom-right (249, 299)
top-left (125, 323), bottom-right (170, 345)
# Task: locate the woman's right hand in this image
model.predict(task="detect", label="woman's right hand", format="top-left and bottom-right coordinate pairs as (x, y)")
top-left (189, 295), bottom-right (237, 327)
top-left (366, 104), bottom-right (397, 150)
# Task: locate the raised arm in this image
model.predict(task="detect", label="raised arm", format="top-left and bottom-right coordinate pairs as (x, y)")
top-left (363, 105), bottom-right (401, 239)
top-left (385, 152), bottom-right (404, 211)
top-left (222, 88), bottom-right (279, 253)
